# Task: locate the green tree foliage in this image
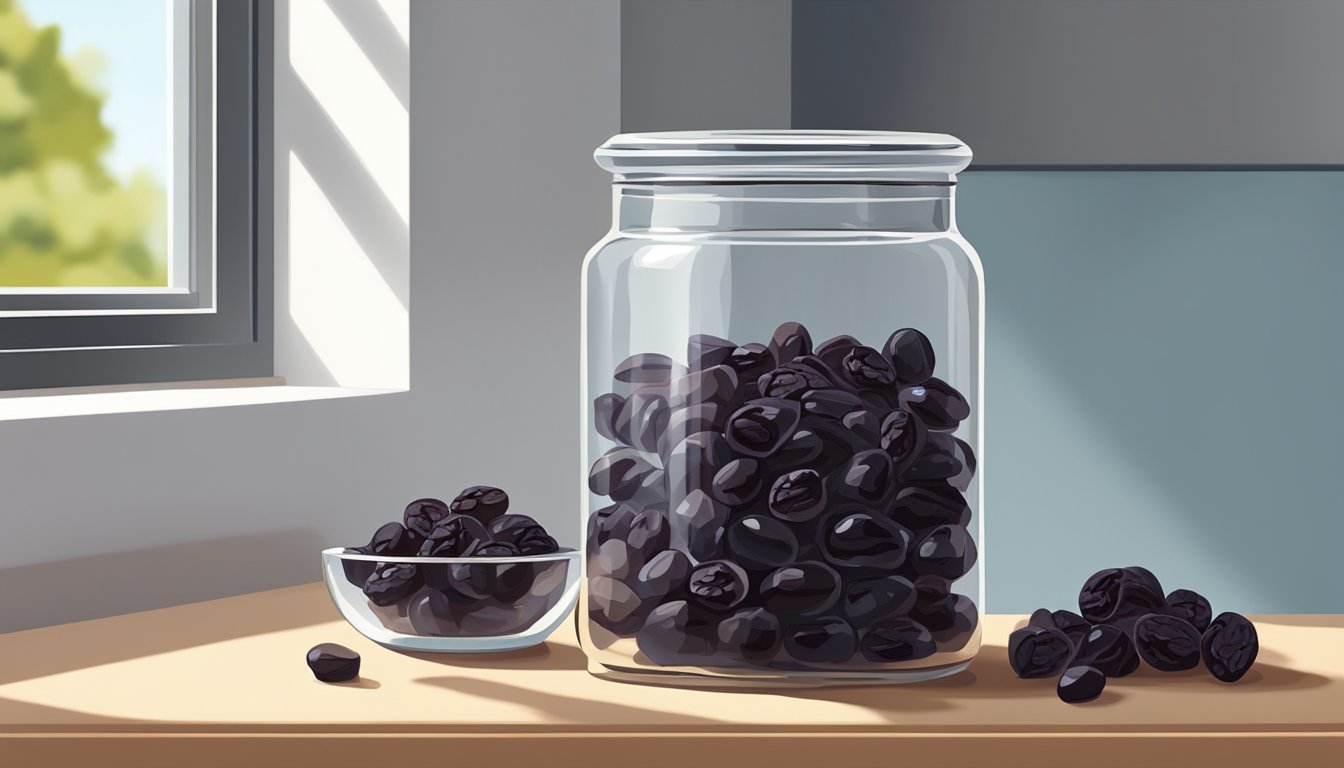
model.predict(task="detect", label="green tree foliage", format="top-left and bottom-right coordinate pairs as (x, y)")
top-left (0, 0), bottom-right (166, 287)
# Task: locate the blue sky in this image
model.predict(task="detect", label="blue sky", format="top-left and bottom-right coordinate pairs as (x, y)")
top-left (23, 0), bottom-right (171, 184)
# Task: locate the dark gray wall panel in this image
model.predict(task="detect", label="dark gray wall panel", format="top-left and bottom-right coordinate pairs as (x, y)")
top-left (622, 0), bottom-right (791, 132)
top-left (793, 0), bottom-right (1344, 167)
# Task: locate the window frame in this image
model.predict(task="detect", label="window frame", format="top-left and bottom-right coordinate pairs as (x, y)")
top-left (0, 0), bottom-right (272, 390)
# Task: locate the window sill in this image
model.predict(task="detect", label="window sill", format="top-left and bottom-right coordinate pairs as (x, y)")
top-left (0, 378), bottom-right (405, 422)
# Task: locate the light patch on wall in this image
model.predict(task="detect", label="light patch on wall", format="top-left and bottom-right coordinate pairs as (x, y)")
top-left (290, 0), bottom-right (409, 223)
top-left (987, 322), bottom-right (1249, 612)
top-left (288, 153), bottom-right (409, 389)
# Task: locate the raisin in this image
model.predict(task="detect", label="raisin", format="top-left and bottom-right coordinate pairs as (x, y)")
top-left (1201, 612), bottom-right (1258, 683)
top-left (306, 643), bottom-right (361, 683)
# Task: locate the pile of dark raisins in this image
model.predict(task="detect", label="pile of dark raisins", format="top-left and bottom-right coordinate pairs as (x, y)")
top-left (340, 487), bottom-right (567, 637)
top-left (587, 322), bottom-right (979, 669)
top-left (1011, 566), bottom-right (1259, 703)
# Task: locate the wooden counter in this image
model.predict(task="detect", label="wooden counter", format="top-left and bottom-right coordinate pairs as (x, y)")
top-left (0, 583), bottom-right (1338, 766)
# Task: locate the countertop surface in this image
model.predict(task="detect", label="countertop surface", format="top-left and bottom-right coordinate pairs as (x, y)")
top-left (0, 583), bottom-right (1338, 766)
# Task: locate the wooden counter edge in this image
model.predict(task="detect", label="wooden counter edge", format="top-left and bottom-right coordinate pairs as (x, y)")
top-left (2, 730), bottom-right (1340, 767)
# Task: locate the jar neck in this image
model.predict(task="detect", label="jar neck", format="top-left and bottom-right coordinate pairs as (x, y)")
top-left (613, 183), bottom-right (955, 234)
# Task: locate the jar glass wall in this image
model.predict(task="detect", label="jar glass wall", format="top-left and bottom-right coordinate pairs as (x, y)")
top-left (580, 132), bottom-right (983, 686)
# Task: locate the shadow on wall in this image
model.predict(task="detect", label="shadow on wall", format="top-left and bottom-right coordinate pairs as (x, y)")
top-left (273, 0), bottom-right (410, 390)
top-left (0, 529), bottom-right (329, 635)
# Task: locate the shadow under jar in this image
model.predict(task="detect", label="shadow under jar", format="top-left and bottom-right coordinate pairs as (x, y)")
top-left (580, 131), bottom-right (984, 687)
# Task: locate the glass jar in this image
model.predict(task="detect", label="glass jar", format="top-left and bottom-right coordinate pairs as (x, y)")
top-left (579, 131), bottom-right (983, 686)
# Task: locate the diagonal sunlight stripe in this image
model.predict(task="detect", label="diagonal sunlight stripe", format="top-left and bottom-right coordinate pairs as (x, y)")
top-left (287, 75), bottom-right (409, 309)
top-left (325, 0), bottom-right (410, 111)
top-left (289, 152), bottom-right (408, 389)
top-left (290, 0), bottom-right (409, 224)
top-left (376, 0), bottom-right (410, 45)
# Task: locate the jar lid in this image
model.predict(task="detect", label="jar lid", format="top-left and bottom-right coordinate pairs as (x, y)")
top-left (595, 130), bottom-right (972, 184)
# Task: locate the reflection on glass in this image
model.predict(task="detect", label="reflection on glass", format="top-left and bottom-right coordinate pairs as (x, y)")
top-left (0, 0), bottom-right (171, 288)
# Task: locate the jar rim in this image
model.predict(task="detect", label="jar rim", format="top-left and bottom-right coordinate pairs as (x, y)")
top-left (595, 130), bottom-right (972, 183)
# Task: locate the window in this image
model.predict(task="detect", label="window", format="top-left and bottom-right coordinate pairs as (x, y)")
top-left (0, 0), bottom-right (271, 390)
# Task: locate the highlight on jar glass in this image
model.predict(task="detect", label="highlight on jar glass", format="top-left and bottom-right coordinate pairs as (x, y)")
top-left (579, 131), bottom-right (984, 686)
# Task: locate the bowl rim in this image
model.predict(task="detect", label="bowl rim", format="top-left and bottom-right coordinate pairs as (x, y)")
top-left (321, 546), bottom-right (579, 565)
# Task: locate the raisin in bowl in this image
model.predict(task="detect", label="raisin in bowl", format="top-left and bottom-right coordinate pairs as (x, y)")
top-left (323, 547), bottom-right (579, 652)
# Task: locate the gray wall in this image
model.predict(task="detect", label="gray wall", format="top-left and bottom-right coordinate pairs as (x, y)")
top-left (621, 0), bottom-right (791, 132)
top-left (793, 0), bottom-right (1344, 167)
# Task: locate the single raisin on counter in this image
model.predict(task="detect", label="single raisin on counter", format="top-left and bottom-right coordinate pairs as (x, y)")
top-left (306, 643), bottom-right (361, 683)
top-left (1166, 588), bottom-right (1214, 633)
top-left (1057, 665), bottom-right (1105, 703)
top-left (1072, 624), bottom-right (1140, 678)
top-left (1201, 612), bottom-right (1258, 683)
top-left (1049, 609), bottom-right (1090, 646)
top-left (1009, 625), bottom-right (1074, 678)
top-left (1078, 566), bottom-right (1168, 632)
top-left (1133, 613), bottom-right (1202, 672)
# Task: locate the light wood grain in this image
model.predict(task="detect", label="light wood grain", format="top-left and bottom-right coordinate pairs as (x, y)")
top-left (0, 583), bottom-right (1338, 766)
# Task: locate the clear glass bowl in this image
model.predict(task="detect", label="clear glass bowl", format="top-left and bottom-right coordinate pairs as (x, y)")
top-left (321, 547), bottom-right (580, 652)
